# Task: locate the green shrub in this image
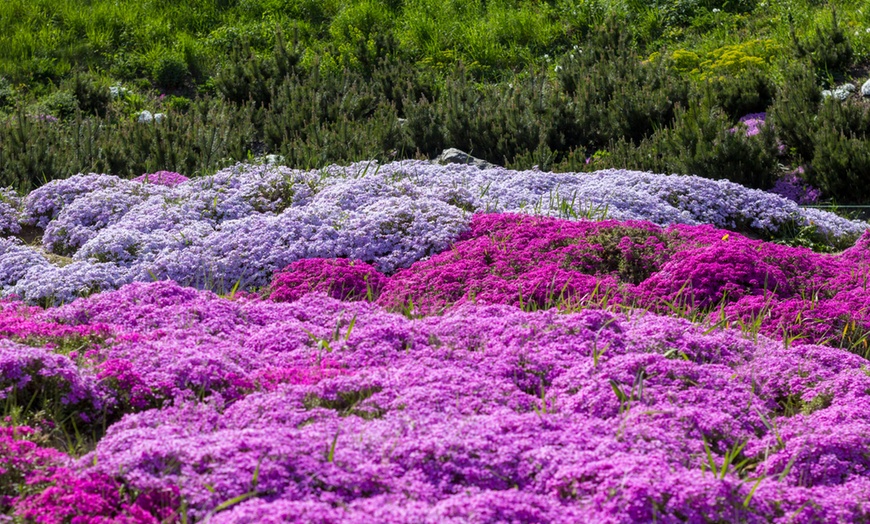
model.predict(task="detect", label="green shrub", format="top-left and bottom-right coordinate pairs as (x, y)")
top-left (166, 95), bottom-right (192, 113)
top-left (700, 67), bottom-right (774, 120)
top-left (608, 102), bottom-right (780, 189)
top-left (791, 9), bottom-right (853, 76)
top-left (769, 61), bottom-right (821, 164)
top-left (40, 91), bottom-right (80, 120)
top-left (66, 73), bottom-right (111, 117)
top-left (810, 101), bottom-right (870, 203)
top-left (151, 53), bottom-right (190, 89)
top-left (0, 77), bottom-right (14, 109)
top-left (213, 28), bottom-right (301, 107)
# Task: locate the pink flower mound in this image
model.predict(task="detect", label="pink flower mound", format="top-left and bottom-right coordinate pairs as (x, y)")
top-left (0, 426), bottom-right (66, 512)
top-left (361, 214), bottom-right (870, 348)
top-left (635, 241), bottom-right (791, 309)
top-left (270, 258), bottom-right (385, 303)
top-left (0, 299), bottom-right (110, 341)
top-left (0, 426), bottom-right (178, 522)
top-left (378, 214), bottom-right (664, 313)
top-left (131, 171), bottom-right (188, 187)
top-left (31, 282), bottom-right (870, 523)
top-left (14, 468), bottom-right (179, 523)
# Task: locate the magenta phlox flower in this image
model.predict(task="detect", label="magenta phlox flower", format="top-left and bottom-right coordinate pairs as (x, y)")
top-left (132, 171), bottom-right (189, 187)
top-left (269, 258), bottom-right (386, 302)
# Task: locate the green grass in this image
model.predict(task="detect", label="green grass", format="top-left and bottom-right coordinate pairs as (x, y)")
top-left (1, 0), bottom-right (867, 97)
top-left (2, 0), bottom-right (870, 203)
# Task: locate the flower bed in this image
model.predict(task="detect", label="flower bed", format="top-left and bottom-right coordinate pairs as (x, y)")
top-left (0, 162), bottom-right (869, 523)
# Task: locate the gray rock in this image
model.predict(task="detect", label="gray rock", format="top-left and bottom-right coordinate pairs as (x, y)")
top-left (432, 148), bottom-right (496, 170)
top-left (821, 83), bottom-right (856, 101)
top-left (137, 111), bottom-right (166, 124)
top-left (862, 78), bottom-right (870, 97)
top-left (109, 86), bottom-right (128, 100)
top-left (264, 154), bottom-right (285, 164)
top-left (137, 110), bottom-right (153, 123)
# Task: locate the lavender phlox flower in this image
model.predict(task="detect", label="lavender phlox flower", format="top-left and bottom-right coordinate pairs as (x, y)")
top-left (342, 196), bottom-right (471, 273)
top-left (22, 174), bottom-right (125, 229)
top-left (0, 187), bottom-right (22, 235)
top-left (769, 167), bottom-right (822, 205)
top-left (10, 261), bottom-right (132, 307)
top-left (0, 238), bottom-right (51, 291)
top-left (42, 184), bottom-right (162, 256)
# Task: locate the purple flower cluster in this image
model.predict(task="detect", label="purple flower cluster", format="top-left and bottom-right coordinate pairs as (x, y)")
top-left (0, 339), bottom-right (105, 416)
top-left (769, 167), bottom-right (822, 205)
top-left (0, 188), bottom-right (21, 236)
top-left (0, 425), bottom-right (178, 522)
top-left (730, 112), bottom-right (767, 137)
top-left (0, 281), bottom-right (859, 522)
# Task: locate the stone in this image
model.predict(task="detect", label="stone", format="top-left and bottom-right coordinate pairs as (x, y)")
top-left (821, 83), bottom-right (856, 101)
top-left (109, 86), bottom-right (128, 100)
top-left (862, 78), bottom-right (870, 97)
top-left (432, 148), bottom-right (496, 170)
top-left (137, 111), bottom-right (166, 124)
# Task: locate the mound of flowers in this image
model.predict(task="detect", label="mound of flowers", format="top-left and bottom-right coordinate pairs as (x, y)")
top-left (0, 161), bottom-right (864, 306)
top-left (1, 161), bottom-right (869, 523)
top-left (0, 282), bottom-right (869, 522)
top-left (266, 214), bottom-right (870, 351)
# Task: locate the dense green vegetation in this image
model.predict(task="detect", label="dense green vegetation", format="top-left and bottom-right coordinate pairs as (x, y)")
top-left (1, 0), bottom-right (870, 202)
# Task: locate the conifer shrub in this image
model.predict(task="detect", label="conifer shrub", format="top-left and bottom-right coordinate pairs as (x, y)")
top-left (700, 67), bottom-right (775, 120)
top-left (811, 126), bottom-right (870, 203)
top-left (608, 102), bottom-right (780, 189)
top-left (769, 62), bottom-right (821, 164)
top-left (791, 9), bottom-right (853, 76)
top-left (150, 53), bottom-right (190, 90)
top-left (66, 73), bottom-right (112, 118)
top-left (40, 91), bottom-right (80, 121)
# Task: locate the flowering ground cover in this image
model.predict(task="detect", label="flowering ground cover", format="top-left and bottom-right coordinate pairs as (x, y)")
top-left (1, 162), bottom-right (869, 523)
top-left (4, 283), bottom-right (870, 522)
top-left (0, 161), bottom-right (864, 306)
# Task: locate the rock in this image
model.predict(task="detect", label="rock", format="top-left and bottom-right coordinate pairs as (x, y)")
top-left (264, 154), bottom-right (285, 164)
top-left (109, 86), bottom-right (128, 100)
top-left (862, 78), bottom-right (870, 97)
top-left (821, 83), bottom-right (856, 101)
top-left (137, 111), bottom-right (166, 124)
top-left (432, 148), bottom-right (497, 170)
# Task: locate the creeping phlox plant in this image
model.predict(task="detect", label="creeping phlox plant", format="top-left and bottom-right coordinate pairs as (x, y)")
top-left (0, 281), bottom-right (868, 522)
top-left (268, 215), bottom-right (870, 353)
top-left (1, 162), bottom-right (869, 523)
top-left (0, 162), bottom-right (864, 306)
